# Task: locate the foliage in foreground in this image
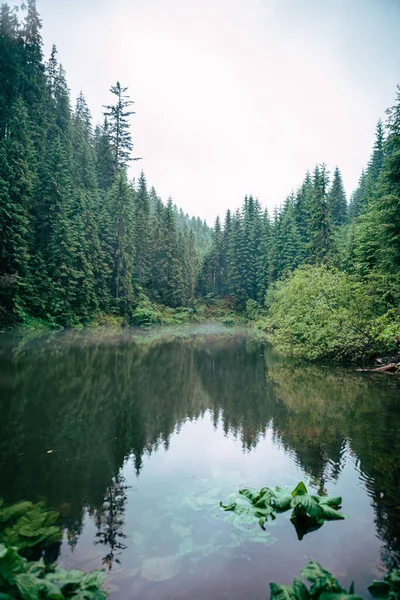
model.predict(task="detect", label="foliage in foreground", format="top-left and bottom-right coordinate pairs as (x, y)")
top-left (270, 560), bottom-right (400, 600)
top-left (270, 559), bottom-right (362, 600)
top-left (0, 544), bottom-right (107, 600)
top-left (263, 266), bottom-right (400, 361)
top-left (0, 498), bottom-right (108, 598)
top-left (368, 567), bottom-right (400, 600)
top-left (0, 499), bottom-right (61, 553)
top-left (221, 481), bottom-right (344, 540)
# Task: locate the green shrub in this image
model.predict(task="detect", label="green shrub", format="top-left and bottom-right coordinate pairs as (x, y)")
top-left (245, 299), bottom-right (263, 321)
top-left (265, 265), bottom-right (379, 361)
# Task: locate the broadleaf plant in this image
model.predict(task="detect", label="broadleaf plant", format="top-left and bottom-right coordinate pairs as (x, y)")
top-left (269, 560), bottom-right (362, 600)
top-left (368, 568), bottom-right (400, 599)
top-left (221, 482), bottom-right (345, 539)
top-left (270, 561), bottom-right (400, 600)
top-left (0, 544), bottom-right (108, 600)
top-left (0, 499), bottom-right (62, 552)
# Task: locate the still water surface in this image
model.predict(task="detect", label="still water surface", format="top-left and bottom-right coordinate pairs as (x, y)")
top-left (1, 325), bottom-right (400, 598)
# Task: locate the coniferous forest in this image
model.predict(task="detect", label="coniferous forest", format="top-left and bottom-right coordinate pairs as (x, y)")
top-left (1, 1), bottom-right (400, 360)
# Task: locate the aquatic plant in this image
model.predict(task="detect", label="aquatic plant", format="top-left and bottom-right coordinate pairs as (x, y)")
top-left (270, 559), bottom-right (362, 600)
top-left (0, 544), bottom-right (107, 599)
top-left (0, 499), bottom-right (62, 551)
top-left (221, 481), bottom-right (344, 539)
top-left (270, 560), bottom-right (400, 600)
top-left (368, 568), bottom-right (400, 599)
top-left (0, 498), bottom-right (108, 598)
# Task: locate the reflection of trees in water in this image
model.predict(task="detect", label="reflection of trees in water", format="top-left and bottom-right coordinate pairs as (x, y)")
top-left (0, 331), bottom-right (400, 568)
top-left (94, 474), bottom-right (128, 570)
top-left (264, 351), bottom-right (400, 568)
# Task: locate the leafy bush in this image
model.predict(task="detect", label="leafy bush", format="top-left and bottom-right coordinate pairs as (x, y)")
top-left (221, 314), bottom-right (237, 326)
top-left (221, 481), bottom-right (344, 540)
top-left (370, 308), bottom-right (400, 355)
top-left (0, 544), bottom-right (107, 599)
top-left (264, 266), bottom-right (381, 361)
top-left (245, 299), bottom-right (263, 321)
top-left (89, 314), bottom-right (125, 328)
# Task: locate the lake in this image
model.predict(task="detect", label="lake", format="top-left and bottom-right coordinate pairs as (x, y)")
top-left (1, 324), bottom-right (399, 599)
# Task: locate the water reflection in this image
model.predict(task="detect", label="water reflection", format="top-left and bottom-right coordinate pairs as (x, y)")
top-left (0, 327), bottom-right (399, 584)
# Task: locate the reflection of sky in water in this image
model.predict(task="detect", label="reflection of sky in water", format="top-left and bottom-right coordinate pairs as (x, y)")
top-left (59, 411), bottom-right (382, 599)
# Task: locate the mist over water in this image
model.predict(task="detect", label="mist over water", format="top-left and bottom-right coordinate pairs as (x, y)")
top-left (1, 326), bottom-right (400, 598)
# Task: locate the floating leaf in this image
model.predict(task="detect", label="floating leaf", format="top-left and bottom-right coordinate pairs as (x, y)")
top-left (220, 482), bottom-right (345, 539)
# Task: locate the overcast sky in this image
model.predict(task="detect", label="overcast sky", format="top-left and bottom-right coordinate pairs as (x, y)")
top-left (13, 0), bottom-right (400, 224)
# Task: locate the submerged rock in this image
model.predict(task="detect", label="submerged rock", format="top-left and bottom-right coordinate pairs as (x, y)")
top-left (140, 555), bottom-right (181, 582)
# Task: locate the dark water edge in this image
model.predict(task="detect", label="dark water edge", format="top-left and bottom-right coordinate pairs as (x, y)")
top-left (1, 325), bottom-right (400, 599)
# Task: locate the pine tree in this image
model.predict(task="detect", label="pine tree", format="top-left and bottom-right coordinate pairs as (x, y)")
top-left (0, 4), bottom-right (23, 138)
top-left (0, 99), bottom-right (34, 318)
top-left (158, 198), bottom-right (185, 307)
top-left (328, 166), bottom-right (347, 227)
top-left (227, 209), bottom-right (247, 309)
top-left (72, 93), bottom-right (109, 312)
top-left (375, 86), bottom-right (400, 271)
top-left (103, 82), bottom-right (139, 174)
top-left (94, 118), bottom-right (115, 192)
top-left (107, 171), bottom-right (136, 315)
top-left (257, 208), bottom-right (271, 302)
top-left (133, 171), bottom-right (151, 289)
top-left (348, 170), bottom-right (368, 220)
top-left (307, 164), bottom-right (337, 264)
top-left (367, 119), bottom-right (385, 185)
top-left (294, 171), bottom-right (315, 261)
top-left (210, 216), bottom-right (223, 295)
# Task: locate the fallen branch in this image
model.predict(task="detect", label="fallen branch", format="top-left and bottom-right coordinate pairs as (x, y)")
top-left (357, 363), bottom-right (399, 373)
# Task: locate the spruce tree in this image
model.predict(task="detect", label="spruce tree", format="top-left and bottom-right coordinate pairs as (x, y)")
top-left (0, 99), bottom-right (34, 318)
top-left (307, 164), bottom-right (337, 264)
top-left (328, 166), bottom-right (347, 227)
top-left (107, 171), bottom-right (136, 315)
top-left (133, 171), bottom-right (151, 289)
top-left (257, 208), bottom-right (271, 302)
top-left (103, 82), bottom-right (139, 173)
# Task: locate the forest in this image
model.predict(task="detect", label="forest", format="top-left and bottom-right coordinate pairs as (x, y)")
top-left (0, 1), bottom-right (399, 361)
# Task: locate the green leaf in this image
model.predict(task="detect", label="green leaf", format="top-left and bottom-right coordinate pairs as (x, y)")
top-left (220, 500), bottom-right (236, 511)
top-left (319, 594), bottom-right (363, 600)
top-left (14, 573), bottom-right (41, 600)
top-left (320, 505), bottom-right (346, 521)
top-left (319, 496), bottom-right (342, 508)
top-left (368, 580), bottom-right (392, 599)
top-left (300, 560), bottom-right (339, 584)
top-left (273, 494), bottom-right (293, 511)
top-left (293, 577), bottom-right (310, 600)
top-left (270, 583), bottom-right (298, 600)
top-left (291, 495), bottom-right (325, 521)
top-left (221, 482), bottom-right (345, 538)
top-left (291, 482), bottom-right (308, 497)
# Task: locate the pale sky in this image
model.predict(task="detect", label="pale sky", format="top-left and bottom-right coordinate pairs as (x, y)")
top-left (13, 0), bottom-right (400, 224)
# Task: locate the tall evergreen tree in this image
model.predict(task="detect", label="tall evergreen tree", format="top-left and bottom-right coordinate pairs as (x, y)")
top-left (133, 171), bottom-right (151, 289)
top-left (307, 164), bottom-right (337, 264)
top-left (0, 98), bottom-right (34, 318)
top-left (328, 166), bottom-right (347, 227)
top-left (107, 171), bottom-right (135, 315)
top-left (103, 82), bottom-right (139, 174)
